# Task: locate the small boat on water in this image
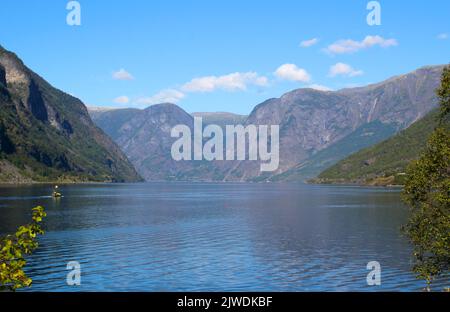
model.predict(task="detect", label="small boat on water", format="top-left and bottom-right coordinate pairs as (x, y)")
top-left (52, 185), bottom-right (62, 198)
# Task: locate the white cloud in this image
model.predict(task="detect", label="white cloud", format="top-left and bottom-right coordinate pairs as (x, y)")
top-left (307, 84), bottom-right (333, 92)
top-left (133, 71), bottom-right (268, 107)
top-left (329, 63), bottom-right (364, 78)
top-left (181, 72), bottom-right (268, 93)
top-left (136, 89), bottom-right (185, 106)
top-left (274, 64), bottom-right (311, 82)
top-left (113, 96), bottom-right (130, 104)
top-left (112, 69), bottom-right (134, 80)
top-left (325, 35), bottom-right (398, 54)
top-left (300, 38), bottom-right (319, 48)
top-left (437, 33), bottom-right (448, 40)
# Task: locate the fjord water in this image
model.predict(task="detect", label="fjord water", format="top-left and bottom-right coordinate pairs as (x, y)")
top-left (0, 183), bottom-right (447, 291)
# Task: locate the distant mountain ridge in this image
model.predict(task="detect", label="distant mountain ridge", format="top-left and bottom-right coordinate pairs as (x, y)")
top-left (0, 45), bottom-right (142, 183)
top-left (191, 112), bottom-right (247, 128)
top-left (90, 65), bottom-right (445, 182)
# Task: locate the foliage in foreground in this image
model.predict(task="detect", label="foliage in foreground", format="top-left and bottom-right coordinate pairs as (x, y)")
top-left (402, 66), bottom-right (450, 288)
top-left (0, 206), bottom-right (46, 291)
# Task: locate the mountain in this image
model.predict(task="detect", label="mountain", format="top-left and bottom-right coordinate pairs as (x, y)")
top-left (90, 65), bottom-right (445, 182)
top-left (89, 104), bottom-right (226, 181)
top-left (88, 108), bottom-right (248, 181)
top-left (313, 109), bottom-right (442, 186)
top-left (225, 65), bottom-right (444, 181)
top-left (0, 45), bottom-right (142, 183)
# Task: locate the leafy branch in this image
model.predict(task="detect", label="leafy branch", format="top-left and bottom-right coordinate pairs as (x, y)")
top-left (0, 206), bottom-right (46, 291)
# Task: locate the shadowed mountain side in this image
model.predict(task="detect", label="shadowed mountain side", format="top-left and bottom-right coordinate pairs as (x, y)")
top-left (0, 46), bottom-right (142, 183)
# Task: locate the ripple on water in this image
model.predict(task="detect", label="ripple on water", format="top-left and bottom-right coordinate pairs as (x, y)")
top-left (0, 183), bottom-right (445, 292)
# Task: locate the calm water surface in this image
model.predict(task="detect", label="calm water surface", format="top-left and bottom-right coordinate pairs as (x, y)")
top-left (0, 183), bottom-right (448, 291)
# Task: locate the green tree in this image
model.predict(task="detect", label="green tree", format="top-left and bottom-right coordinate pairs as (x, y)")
top-left (402, 66), bottom-right (450, 289)
top-left (437, 66), bottom-right (450, 122)
top-left (0, 206), bottom-right (46, 291)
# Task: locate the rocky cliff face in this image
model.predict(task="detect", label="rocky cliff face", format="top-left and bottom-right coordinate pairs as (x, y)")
top-left (91, 65), bottom-right (445, 182)
top-left (0, 46), bottom-right (142, 183)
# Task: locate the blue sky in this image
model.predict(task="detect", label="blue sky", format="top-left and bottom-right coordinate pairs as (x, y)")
top-left (0, 0), bottom-right (449, 114)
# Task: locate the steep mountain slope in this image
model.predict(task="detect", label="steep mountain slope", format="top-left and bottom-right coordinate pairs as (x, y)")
top-left (315, 109), bottom-right (442, 185)
top-left (0, 46), bottom-right (142, 183)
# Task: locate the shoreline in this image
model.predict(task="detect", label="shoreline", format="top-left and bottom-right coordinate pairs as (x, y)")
top-left (309, 181), bottom-right (404, 188)
top-left (0, 179), bottom-right (404, 189)
top-left (309, 175), bottom-right (407, 188)
top-left (0, 181), bottom-right (131, 186)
